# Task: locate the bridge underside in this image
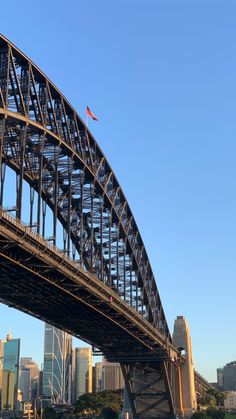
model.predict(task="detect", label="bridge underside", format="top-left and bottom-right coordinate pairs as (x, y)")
top-left (0, 208), bottom-right (177, 417)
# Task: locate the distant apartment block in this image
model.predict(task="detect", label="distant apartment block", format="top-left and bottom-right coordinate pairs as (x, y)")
top-left (103, 362), bottom-right (124, 391)
top-left (217, 361), bottom-right (236, 391)
top-left (94, 360), bottom-right (124, 392)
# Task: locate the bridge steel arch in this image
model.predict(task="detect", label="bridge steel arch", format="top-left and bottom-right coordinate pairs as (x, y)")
top-left (0, 34), bottom-right (180, 417)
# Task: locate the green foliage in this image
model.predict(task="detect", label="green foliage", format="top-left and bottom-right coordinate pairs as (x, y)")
top-left (192, 412), bottom-right (206, 419)
top-left (43, 406), bottom-right (57, 418)
top-left (73, 390), bottom-right (123, 416)
top-left (207, 389), bottom-right (226, 407)
top-left (199, 389), bottom-right (226, 409)
top-left (102, 406), bottom-right (118, 419)
top-left (206, 410), bottom-right (225, 419)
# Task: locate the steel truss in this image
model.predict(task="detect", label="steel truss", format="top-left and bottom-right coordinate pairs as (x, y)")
top-left (0, 34), bottom-right (179, 417)
top-left (121, 362), bottom-right (175, 418)
top-left (0, 33), bottom-right (170, 338)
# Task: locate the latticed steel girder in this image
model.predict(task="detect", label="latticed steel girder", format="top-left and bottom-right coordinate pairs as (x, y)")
top-left (0, 33), bottom-right (171, 339)
top-left (121, 362), bottom-right (176, 418)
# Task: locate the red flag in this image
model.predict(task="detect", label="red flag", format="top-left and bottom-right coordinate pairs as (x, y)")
top-left (86, 106), bottom-right (98, 121)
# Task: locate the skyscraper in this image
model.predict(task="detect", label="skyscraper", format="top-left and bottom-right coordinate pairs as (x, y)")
top-left (1, 334), bottom-right (20, 412)
top-left (217, 368), bottom-right (224, 391)
top-left (217, 362), bottom-right (236, 391)
top-left (18, 367), bottom-right (30, 402)
top-left (102, 362), bottom-right (124, 391)
top-left (0, 339), bottom-right (5, 411)
top-left (19, 358), bottom-right (39, 402)
top-left (223, 361), bottom-right (236, 391)
top-left (74, 348), bottom-right (92, 400)
top-left (43, 323), bottom-right (72, 405)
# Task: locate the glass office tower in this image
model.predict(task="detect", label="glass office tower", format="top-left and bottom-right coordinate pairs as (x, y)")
top-left (1, 334), bottom-right (20, 411)
top-left (43, 324), bottom-right (72, 404)
top-left (74, 348), bottom-right (92, 400)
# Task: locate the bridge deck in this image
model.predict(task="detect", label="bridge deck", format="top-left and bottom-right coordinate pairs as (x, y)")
top-left (0, 207), bottom-right (177, 360)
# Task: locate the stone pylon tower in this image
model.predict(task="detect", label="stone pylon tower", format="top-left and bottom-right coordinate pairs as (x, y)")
top-left (172, 316), bottom-right (196, 418)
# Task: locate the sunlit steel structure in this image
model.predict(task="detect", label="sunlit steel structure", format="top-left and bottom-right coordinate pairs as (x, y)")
top-left (0, 35), bottom-right (211, 418)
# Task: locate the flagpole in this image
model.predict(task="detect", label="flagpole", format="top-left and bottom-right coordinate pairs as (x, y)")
top-left (86, 112), bottom-right (89, 128)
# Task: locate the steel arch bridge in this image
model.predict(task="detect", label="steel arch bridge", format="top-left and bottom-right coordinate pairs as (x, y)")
top-left (0, 34), bottom-right (200, 418)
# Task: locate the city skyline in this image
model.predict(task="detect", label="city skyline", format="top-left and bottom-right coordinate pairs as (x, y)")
top-left (0, 0), bottom-right (236, 383)
top-left (0, 329), bottom-right (127, 409)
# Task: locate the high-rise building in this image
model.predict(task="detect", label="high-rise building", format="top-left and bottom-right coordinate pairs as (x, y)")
top-left (223, 361), bottom-right (236, 391)
top-left (94, 362), bottom-right (104, 392)
top-left (102, 362), bottom-right (124, 391)
top-left (71, 349), bottom-right (75, 403)
top-left (43, 323), bottom-right (72, 405)
top-left (0, 339), bottom-right (5, 411)
top-left (2, 370), bottom-right (15, 411)
top-left (93, 361), bottom-right (124, 393)
top-left (18, 358), bottom-right (39, 402)
top-left (1, 334), bottom-right (20, 411)
top-left (38, 370), bottom-right (44, 398)
top-left (217, 361), bottom-right (236, 391)
top-left (18, 367), bottom-right (30, 402)
top-left (217, 368), bottom-right (224, 391)
top-left (74, 348), bottom-right (92, 400)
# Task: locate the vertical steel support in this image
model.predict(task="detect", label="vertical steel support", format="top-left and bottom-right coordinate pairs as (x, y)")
top-left (0, 117), bottom-right (6, 206)
top-left (100, 197), bottom-right (104, 281)
top-left (0, 163), bottom-right (6, 207)
top-left (16, 125), bottom-right (27, 220)
top-left (37, 134), bottom-right (45, 234)
top-left (72, 243), bottom-right (76, 260)
top-left (136, 273), bottom-right (139, 311)
top-left (67, 157), bottom-right (72, 254)
top-left (53, 155), bottom-right (58, 246)
top-left (30, 187), bottom-right (34, 227)
top-left (80, 172), bottom-right (84, 264)
top-left (42, 200), bottom-right (46, 238)
top-left (123, 239), bottom-right (126, 301)
top-left (90, 183), bottom-right (94, 270)
top-left (108, 212), bottom-right (112, 287)
top-left (130, 260), bottom-right (133, 307)
top-left (116, 225), bottom-right (119, 291)
top-left (63, 228), bottom-right (67, 252)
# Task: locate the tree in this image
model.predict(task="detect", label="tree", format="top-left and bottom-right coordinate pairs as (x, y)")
top-left (73, 390), bottom-right (123, 416)
top-left (199, 392), bottom-right (216, 408)
top-left (43, 406), bottom-right (57, 418)
top-left (102, 406), bottom-right (118, 419)
top-left (192, 412), bottom-right (206, 419)
top-left (199, 388), bottom-right (226, 410)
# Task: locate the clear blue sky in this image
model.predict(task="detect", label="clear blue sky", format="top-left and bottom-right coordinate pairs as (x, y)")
top-left (0, 0), bottom-right (236, 382)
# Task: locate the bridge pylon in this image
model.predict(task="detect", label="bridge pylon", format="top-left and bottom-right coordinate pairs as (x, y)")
top-left (172, 316), bottom-right (196, 418)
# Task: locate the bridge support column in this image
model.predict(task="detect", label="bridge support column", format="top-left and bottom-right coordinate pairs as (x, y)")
top-left (121, 361), bottom-right (176, 418)
top-left (172, 316), bottom-right (196, 418)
